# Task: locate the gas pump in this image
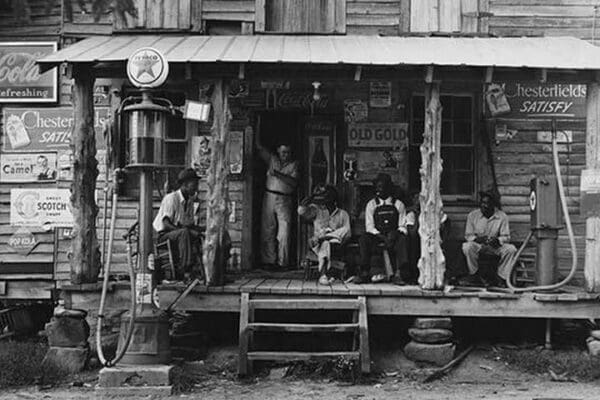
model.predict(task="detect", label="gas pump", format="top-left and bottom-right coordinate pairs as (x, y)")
top-left (97, 47), bottom-right (175, 366)
top-left (529, 176), bottom-right (561, 286)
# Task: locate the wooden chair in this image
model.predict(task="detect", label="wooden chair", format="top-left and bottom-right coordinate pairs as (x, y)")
top-left (154, 240), bottom-right (177, 281)
top-left (302, 243), bottom-right (348, 281)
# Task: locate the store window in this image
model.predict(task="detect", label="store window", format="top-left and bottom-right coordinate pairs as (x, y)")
top-left (410, 94), bottom-right (475, 199)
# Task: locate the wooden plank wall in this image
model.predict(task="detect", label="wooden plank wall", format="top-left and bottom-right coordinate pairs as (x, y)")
top-left (488, 0), bottom-right (600, 41)
top-left (492, 118), bottom-right (586, 284)
top-left (347, 0), bottom-right (409, 35)
top-left (0, 0), bottom-right (61, 40)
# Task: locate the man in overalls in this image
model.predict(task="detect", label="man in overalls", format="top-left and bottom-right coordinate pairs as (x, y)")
top-left (257, 136), bottom-right (299, 270)
top-left (354, 173), bottom-right (408, 284)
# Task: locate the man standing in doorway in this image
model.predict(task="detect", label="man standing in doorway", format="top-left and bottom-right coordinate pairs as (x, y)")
top-left (257, 132), bottom-right (299, 270)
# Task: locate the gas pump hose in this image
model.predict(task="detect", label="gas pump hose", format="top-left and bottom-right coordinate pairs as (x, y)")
top-left (504, 133), bottom-right (578, 292)
top-left (96, 170), bottom-right (137, 367)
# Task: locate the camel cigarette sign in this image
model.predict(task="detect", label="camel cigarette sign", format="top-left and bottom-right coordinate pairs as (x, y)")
top-left (0, 42), bottom-right (57, 102)
top-left (0, 152), bottom-right (57, 182)
top-left (10, 188), bottom-right (73, 228)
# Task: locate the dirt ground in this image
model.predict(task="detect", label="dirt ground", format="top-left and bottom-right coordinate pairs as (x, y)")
top-left (0, 345), bottom-right (598, 400)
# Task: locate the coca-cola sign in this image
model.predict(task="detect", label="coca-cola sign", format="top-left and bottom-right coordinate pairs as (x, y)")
top-left (0, 42), bottom-right (57, 103)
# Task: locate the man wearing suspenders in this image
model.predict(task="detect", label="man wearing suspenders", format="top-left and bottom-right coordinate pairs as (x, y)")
top-left (256, 134), bottom-right (299, 270)
top-left (354, 173), bottom-right (409, 284)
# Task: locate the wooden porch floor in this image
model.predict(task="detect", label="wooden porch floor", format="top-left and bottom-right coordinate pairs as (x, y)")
top-left (155, 276), bottom-right (600, 320)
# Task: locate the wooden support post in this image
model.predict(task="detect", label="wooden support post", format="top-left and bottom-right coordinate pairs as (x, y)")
top-left (202, 80), bottom-right (231, 286)
top-left (417, 82), bottom-right (445, 290)
top-left (585, 82), bottom-right (600, 292)
top-left (70, 64), bottom-right (101, 284)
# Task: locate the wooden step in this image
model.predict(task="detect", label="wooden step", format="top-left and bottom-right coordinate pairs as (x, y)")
top-left (247, 351), bottom-right (360, 361)
top-left (249, 298), bottom-right (360, 310)
top-left (247, 322), bottom-right (359, 333)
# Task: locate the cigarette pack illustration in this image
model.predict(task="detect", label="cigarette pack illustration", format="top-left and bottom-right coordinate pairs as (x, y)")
top-left (5, 114), bottom-right (31, 150)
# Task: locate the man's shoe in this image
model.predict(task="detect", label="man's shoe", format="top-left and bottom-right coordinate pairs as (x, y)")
top-left (318, 275), bottom-right (330, 286)
top-left (392, 275), bottom-right (406, 286)
top-left (458, 274), bottom-right (483, 287)
top-left (345, 275), bottom-right (368, 284)
top-left (371, 274), bottom-right (387, 283)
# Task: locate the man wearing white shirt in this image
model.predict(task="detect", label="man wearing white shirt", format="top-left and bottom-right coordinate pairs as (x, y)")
top-left (356, 173), bottom-right (408, 284)
top-left (153, 168), bottom-right (202, 280)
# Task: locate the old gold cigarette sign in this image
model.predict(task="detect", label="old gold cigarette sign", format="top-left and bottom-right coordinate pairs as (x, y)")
top-left (126, 47), bottom-right (169, 88)
top-left (347, 123), bottom-right (409, 148)
top-left (10, 188), bottom-right (73, 228)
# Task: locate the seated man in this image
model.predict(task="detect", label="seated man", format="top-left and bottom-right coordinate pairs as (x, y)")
top-left (354, 173), bottom-right (408, 284)
top-left (461, 191), bottom-right (517, 287)
top-left (298, 185), bottom-right (351, 285)
top-left (405, 191), bottom-right (449, 284)
top-left (153, 168), bottom-right (203, 281)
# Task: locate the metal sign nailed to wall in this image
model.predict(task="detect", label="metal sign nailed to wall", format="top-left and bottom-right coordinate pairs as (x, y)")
top-left (10, 188), bottom-right (73, 228)
top-left (492, 82), bottom-right (586, 118)
top-left (0, 152), bottom-right (57, 182)
top-left (2, 107), bottom-right (109, 152)
top-left (0, 42), bottom-right (57, 102)
top-left (8, 227), bottom-right (37, 255)
top-left (347, 122), bottom-right (409, 148)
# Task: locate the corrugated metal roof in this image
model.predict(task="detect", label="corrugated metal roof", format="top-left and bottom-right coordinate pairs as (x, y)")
top-left (38, 35), bottom-right (600, 70)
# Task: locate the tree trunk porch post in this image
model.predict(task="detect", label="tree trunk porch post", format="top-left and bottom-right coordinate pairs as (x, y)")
top-left (202, 80), bottom-right (231, 286)
top-left (70, 63), bottom-right (101, 284)
top-left (585, 81), bottom-right (600, 293)
top-left (417, 81), bottom-right (446, 290)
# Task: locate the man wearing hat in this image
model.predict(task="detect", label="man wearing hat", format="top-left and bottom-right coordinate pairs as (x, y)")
top-left (298, 185), bottom-right (351, 285)
top-left (353, 173), bottom-right (408, 284)
top-left (153, 168), bottom-right (203, 279)
top-left (462, 190), bottom-right (517, 286)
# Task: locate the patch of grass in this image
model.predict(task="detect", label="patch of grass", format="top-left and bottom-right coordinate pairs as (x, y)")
top-left (0, 340), bottom-right (48, 387)
top-left (496, 347), bottom-right (600, 382)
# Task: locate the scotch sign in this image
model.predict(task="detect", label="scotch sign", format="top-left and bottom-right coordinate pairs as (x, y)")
top-left (0, 42), bottom-right (57, 103)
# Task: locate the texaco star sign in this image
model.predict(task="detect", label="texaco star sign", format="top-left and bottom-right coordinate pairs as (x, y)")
top-left (126, 47), bottom-right (169, 88)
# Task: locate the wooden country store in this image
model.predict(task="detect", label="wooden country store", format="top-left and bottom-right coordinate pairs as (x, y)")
top-left (2, 0), bottom-right (600, 371)
top-left (35, 32), bottom-right (600, 323)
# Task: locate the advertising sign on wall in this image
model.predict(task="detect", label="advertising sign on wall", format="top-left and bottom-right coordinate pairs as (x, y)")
top-left (10, 188), bottom-right (73, 228)
top-left (491, 82), bottom-right (586, 118)
top-left (0, 152), bottom-right (57, 182)
top-left (348, 122), bottom-right (409, 148)
top-left (0, 42), bottom-right (57, 103)
top-left (1, 107), bottom-right (109, 152)
top-left (8, 227), bottom-right (37, 255)
top-left (369, 82), bottom-right (392, 108)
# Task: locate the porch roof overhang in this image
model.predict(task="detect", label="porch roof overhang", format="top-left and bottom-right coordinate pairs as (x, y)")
top-left (37, 35), bottom-right (600, 72)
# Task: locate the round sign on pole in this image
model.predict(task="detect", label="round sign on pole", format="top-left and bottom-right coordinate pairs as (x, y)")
top-left (126, 47), bottom-right (169, 88)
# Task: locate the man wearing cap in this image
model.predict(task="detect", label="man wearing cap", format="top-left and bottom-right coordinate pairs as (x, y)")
top-left (256, 133), bottom-right (299, 270)
top-left (153, 168), bottom-right (203, 279)
top-left (298, 185), bottom-right (351, 285)
top-left (353, 173), bottom-right (408, 284)
top-left (462, 191), bottom-right (517, 286)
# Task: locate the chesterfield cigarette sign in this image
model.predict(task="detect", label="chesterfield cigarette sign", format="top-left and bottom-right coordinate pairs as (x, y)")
top-left (10, 188), bottom-right (73, 228)
top-left (2, 107), bottom-right (109, 151)
top-left (0, 42), bottom-right (57, 102)
top-left (498, 82), bottom-right (586, 118)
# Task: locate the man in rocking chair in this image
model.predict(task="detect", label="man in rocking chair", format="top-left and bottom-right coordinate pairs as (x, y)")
top-left (298, 185), bottom-right (351, 285)
top-left (153, 168), bottom-right (203, 281)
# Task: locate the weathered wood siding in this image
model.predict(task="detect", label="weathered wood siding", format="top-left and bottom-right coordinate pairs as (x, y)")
top-left (347, 0), bottom-right (409, 35)
top-left (489, 0), bottom-right (600, 41)
top-left (492, 118), bottom-right (586, 284)
top-left (0, 0), bottom-right (61, 40)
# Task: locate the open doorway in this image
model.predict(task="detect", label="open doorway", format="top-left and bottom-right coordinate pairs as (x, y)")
top-left (252, 111), bottom-right (303, 268)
